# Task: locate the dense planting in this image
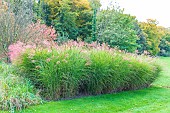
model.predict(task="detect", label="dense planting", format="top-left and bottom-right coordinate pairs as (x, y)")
top-left (14, 42), bottom-right (161, 100)
top-left (0, 0), bottom-right (168, 112)
top-left (0, 63), bottom-right (42, 111)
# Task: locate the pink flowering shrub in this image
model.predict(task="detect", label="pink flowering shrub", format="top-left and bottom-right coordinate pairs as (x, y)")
top-left (25, 21), bottom-right (57, 42)
top-left (8, 41), bottom-right (35, 62)
top-left (8, 21), bottom-right (57, 62)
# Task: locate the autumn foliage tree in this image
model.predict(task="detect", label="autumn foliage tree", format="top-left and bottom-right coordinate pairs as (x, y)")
top-left (34, 0), bottom-right (93, 41)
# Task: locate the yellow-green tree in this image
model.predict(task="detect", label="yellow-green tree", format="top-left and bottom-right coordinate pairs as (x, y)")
top-left (139, 19), bottom-right (163, 55)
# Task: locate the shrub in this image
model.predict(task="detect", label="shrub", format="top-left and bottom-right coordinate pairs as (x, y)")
top-left (0, 63), bottom-right (42, 111)
top-left (14, 41), bottom-right (161, 100)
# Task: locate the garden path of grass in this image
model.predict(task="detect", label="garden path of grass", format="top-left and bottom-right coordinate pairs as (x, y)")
top-left (1, 57), bottom-right (170, 113)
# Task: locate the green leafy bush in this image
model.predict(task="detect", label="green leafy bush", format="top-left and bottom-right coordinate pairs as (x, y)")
top-left (0, 63), bottom-right (42, 111)
top-left (15, 42), bottom-right (161, 100)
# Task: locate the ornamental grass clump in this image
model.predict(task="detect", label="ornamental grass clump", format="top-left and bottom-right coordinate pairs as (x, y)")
top-left (80, 49), bottom-right (161, 95)
top-left (16, 48), bottom-right (86, 100)
top-left (0, 63), bottom-right (42, 111)
top-left (12, 41), bottom-right (161, 100)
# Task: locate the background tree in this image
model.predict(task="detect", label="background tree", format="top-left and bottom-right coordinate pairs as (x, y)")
top-left (159, 27), bottom-right (170, 56)
top-left (134, 22), bottom-right (147, 54)
top-left (96, 7), bottom-right (139, 52)
top-left (34, 0), bottom-right (93, 41)
top-left (0, 0), bottom-right (34, 62)
top-left (139, 19), bottom-right (163, 55)
top-left (88, 0), bottom-right (101, 42)
top-left (33, 0), bottom-right (52, 25)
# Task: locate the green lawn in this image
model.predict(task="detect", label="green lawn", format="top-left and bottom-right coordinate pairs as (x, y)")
top-left (1, 57), bottom-right (170, 113)
top-left (152, 57), bottom-right (170, 87)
